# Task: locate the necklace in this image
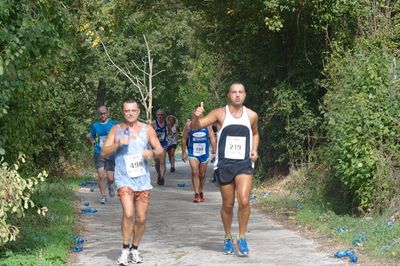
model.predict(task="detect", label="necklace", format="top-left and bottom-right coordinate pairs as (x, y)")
top-left (229, 105), bottom-right (243, 118)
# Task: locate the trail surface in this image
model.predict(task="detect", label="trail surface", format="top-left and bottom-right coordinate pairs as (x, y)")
top-left (68, 161), bottom-right (343, 266)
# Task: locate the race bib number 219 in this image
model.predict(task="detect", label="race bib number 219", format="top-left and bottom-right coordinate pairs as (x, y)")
top-left (224, 136), bottom-right (246, 160)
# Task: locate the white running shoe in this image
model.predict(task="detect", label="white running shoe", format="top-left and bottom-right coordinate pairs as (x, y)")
top-left (108, 184), bottom-right (115, 197)
top-left (130, 249), bottom-right (143, 264)
top-left (100, 196), bottom-right (106, 204)
top-left (116, 248), bottom-right (130, 266)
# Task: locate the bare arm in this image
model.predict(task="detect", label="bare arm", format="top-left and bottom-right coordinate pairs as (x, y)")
top-left (207, 125), bottom-right (216, 154)
top-left (181, 122), bottom-right (190, 162)
top-left (101, 125), bottom-right (119, 157)
top-left (144, 125), bottom-right (164, 160)
top-left (191, 102), bottom-right (221, 130)
top-left (249, 110), bottom-right (259, 162)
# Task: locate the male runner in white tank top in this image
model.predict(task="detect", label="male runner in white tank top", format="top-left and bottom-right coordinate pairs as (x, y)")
top-left (191, 82), bottom-right (259, 257)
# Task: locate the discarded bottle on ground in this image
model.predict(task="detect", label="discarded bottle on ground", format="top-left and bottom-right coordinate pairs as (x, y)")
top-left (349, 254), bottom-right (358, 263)
top-left (83, 201), bottom-right (89, 206)
top-left (334, 249), bottom-right (354, 258)
top-left (72, 245), bottom-right (83, 252)
top-left (177, 183), bottom-right (185, 188)
top-left (72, 236), bottom-right (85, 244)
top-left (80, 208), bottom-right (98, 214)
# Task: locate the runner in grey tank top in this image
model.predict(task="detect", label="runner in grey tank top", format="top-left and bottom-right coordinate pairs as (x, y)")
top-left (101, 99), bottom-right (164, 265)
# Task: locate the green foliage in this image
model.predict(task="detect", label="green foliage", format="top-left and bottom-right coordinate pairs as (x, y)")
top-left (322, 44), bottom-right (400, 212)
top-left (0, 154), bottom-right (47, 245)
top-left (265, 82), bottom-right (321, 167)
top-left (0, 179), bottom-right (77, 265)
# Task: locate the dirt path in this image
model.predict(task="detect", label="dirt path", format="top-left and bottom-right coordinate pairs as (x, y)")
top-left (68, 161), bottom-right (344, 266)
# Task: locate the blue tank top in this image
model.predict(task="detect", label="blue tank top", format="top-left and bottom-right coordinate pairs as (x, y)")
top-left (90, 119), bottom-right (117, 154)
top-left (187, 127), bottom-right (210, 158)
top-left (155, 120), bottom-right (168, 147)
top-left (114, 124), bottom-right (152, 191)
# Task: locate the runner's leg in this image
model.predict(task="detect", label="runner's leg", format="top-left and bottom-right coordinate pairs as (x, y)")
top-left (189, 158), bottom-right (200, 194)
top-left (119, 189), bottom-right (135, 245)
top-left (131, 192), bottom-right (151, 247)
top-left (198, 161), bottom-right (208, 194)
top-left (235, 174), bottom-right (253, 237)
top-left (219, 183), bottom-right (235, 238)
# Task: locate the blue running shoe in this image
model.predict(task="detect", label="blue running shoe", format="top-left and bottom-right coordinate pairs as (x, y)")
top-left (237, 237), bottom-right (249, 256)
top-left (223, 238), bottom-right (234, 255)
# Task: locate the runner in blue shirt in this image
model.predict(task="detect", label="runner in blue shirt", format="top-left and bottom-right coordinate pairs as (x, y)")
top-left (182, 111), bottom-right (216, 203)
top-left (86, 106), bottom-right (117, 204)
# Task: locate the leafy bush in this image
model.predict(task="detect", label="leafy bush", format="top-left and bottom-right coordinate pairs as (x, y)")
top-left (322, 44), bottom-right (400, 212)
top-left (0, 154), bottom-right (47, 245)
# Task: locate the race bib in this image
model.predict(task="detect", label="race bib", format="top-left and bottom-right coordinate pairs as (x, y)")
top-left (125, 153), bottom-right (146, 178)
top-left (224, 136), bottom-right (246, 160)
top-left (157, 131), bottom-right (165, 140)
top-left (193, 143), bottom-right (206, 156)
top-left (99, 136), bottom-right (106, 147)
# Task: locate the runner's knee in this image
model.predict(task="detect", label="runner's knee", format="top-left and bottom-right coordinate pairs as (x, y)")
top-left (238, 197), bottom-right (250, 209)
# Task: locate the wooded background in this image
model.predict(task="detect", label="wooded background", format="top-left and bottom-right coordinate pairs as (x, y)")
top-left (1, 0), bottom-right (400, 214)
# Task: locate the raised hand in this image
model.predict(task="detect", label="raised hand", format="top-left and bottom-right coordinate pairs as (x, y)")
top-left (194, 101), bottom-right (204, 118)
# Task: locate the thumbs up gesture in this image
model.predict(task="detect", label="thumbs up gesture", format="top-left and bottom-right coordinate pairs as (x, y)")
top-left (194, 102), bottom-right (204, 118)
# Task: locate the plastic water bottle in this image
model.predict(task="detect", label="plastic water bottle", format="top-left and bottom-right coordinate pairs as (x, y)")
top-left (349, 254), bottom-right (358, 263)
top-left (72, 245), bottom-right (83, 252)
top-left (90, 188), bottom-right (95, 192)
top-left (177, 183), bottom-right (185, 188)
top-left (334, 249), bottom-right (354, 258)
top-left (72, 236), bottom-right (85, 244)
top-left (123, 128), bottom-right (129, 147)
top-left (336, 226), bottom-right (349, 234)
top-left (260, 191), bottom-right (270, 197)
top-left (83, 201), bottom-right (89, 206)
top-left (80, 208), bottom-right (98, 214)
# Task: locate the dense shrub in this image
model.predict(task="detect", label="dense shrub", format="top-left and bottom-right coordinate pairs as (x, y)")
top-left (322, 44), bottom-right (400, 212)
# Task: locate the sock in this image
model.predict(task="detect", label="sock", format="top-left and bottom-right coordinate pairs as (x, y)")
top-left (123, 244), bottom-right (130, 249)
top-left (130, 244), bottom-right (138, 250)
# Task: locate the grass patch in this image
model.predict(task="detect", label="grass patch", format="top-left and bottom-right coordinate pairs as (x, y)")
top-left (0, 176), bottom-right (86, 266)
top-left (257, 171), bottom-right (400, 264)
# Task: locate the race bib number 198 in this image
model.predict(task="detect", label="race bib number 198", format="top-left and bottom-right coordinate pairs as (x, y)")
top-left (125, 153), bottom-right (146, 178)
top-left (193, 143), bottom-right (206, 156)
top-left (224, 136), bottom-right (246, 160)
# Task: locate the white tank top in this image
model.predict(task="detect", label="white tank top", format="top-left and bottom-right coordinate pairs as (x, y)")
top-left (214, 105), bottom-right (253, 169)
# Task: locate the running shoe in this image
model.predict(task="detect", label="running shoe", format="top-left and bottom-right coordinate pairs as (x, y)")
top-left (193, 195), bottom-right (200, 203)
top-left (223, 238), bottom-right (234, 255)
top-left (108, 184), bottom-right (115, 198)
top-left (100, 196), bottom-right (106, 204)
top-left (130, 249), bottom-right (143, 264)
top-left (170, 167), bottom-right (175, 173)
top-left (237, 237), bottom-right (249, 256)
top-left (116, 248), bottom-right (130, 266)
top-left (157, 177), bottom-right (165, 186)
top-left (199, 193), bottom-right (205, 202)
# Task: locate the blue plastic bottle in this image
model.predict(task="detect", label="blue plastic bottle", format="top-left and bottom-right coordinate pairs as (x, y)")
top-left (72, 236), bottom-right (85, 244)
top-left (72, 245), bottom-right (83, 252)
top-left (349, 254), bottom-right (358, 263)
top-left (123, 128), bottom-right (129, 147)
top-left (80, 208), bottom-right (98, 214)
top-left (334, 249), bottom-right (354, 258)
